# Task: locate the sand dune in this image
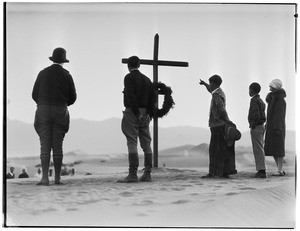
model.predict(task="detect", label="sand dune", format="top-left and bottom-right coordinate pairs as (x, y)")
top-left (5, 145), bottom-right (296, 227)
top-left (6, 165), bottom-right (295, 228)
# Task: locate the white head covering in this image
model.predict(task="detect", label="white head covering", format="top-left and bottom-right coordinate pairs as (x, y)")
top-left (270, 79), bottom-right (283, 90)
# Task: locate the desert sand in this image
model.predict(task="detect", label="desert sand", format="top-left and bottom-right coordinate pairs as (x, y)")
top-left (5, 148), bottom-right (296, 228)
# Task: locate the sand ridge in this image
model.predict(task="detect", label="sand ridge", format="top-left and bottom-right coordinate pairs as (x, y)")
top-left (5, 167), bottom-right (295, 227)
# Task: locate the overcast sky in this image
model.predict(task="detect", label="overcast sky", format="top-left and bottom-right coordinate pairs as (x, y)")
top-left (6, 2), bottom-right (296, 132)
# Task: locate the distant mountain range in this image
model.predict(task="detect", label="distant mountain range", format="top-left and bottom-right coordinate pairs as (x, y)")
top-left (6, 118), bottom-right (296, 157)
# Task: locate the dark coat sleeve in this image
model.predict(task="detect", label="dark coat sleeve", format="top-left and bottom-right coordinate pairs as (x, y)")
top-left (124, 75), bottom-right (139, 116)
top-left (32, 72), bottom-right (41, 103)
top-left (67, 75), bottom-right (77, 106)
top-left (147, 83), bottom-right (156, 118)
top-left (273, 99), bottom-right (286, 132)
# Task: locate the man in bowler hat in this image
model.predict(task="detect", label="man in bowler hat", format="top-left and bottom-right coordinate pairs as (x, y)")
top-left (118, 56), bottom-right (156, 183)
top-left (32, 47), bottom-right (77, 186)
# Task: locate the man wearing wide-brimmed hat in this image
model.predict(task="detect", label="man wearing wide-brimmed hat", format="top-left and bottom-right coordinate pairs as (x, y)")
top-left (32, 47), bottom-right (77, 186)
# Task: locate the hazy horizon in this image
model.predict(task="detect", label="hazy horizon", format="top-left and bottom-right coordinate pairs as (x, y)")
top-left (6, 117), bottom-right (296, 158)
top-left (5, 116), bottom-right (298, 132)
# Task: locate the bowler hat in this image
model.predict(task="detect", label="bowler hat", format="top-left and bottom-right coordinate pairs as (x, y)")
top-left (49, 47), bottom-right (69, 63)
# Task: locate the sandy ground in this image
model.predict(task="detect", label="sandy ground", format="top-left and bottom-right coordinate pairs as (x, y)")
top-left (5, 165), bottom-right (295, 228)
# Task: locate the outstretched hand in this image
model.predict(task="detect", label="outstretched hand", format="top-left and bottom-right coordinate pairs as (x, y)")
top-left (199, 79), bottom-right (211, 92)
top-left (199, 79), bottom-right (205, 85)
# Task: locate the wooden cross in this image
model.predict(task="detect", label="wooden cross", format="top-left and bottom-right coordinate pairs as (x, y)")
top-left (122, 33), bottom-right (189, 167)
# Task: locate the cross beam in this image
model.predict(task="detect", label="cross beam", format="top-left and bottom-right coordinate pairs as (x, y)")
top-left (122, 59), bottom-right (189, 67)
top-left (122, 33), bottom-right (188, 167)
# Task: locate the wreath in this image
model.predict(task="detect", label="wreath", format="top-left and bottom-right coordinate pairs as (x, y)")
top-left (154, 82), bottom-right (175, 118)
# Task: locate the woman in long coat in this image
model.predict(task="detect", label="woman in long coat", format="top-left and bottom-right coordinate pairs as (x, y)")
top-left (264, 79), bottom-right (286, 176)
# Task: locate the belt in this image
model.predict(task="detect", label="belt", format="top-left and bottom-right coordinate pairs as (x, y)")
top-left (125, 107), bottom-right (147, 115)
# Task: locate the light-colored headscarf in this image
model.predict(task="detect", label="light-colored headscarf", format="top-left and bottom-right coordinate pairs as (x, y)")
top-left (269, 79), bottom-right (283, 90)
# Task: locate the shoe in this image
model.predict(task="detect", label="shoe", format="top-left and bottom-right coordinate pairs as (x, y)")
top-left (272, 171), bottom-right (285, 176)
top-left (139, 171), bottom-right (152, 182)
top-left (201, 173), bottom-right (214, 178)
top-left (222, 174), bottom-right (230, 178)
top-left (253, 171), bottom-right (267, 178)
top-left (117, 153), bottom-right (139, 183)
top-left (139, 154), bottom-right (152, 182)
top-left (54, 179), bottom-right (63, 185)
top-left (117, 174), bottom-right (138, 183)
top-left (36, 179), bottom-right (49, 186)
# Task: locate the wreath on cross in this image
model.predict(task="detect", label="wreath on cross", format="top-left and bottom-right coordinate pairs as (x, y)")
top-left (154, 82), bottom-right (175, 118)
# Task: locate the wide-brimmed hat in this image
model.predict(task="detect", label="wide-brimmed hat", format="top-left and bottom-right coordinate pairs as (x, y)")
top-left (224, 122), bottom-right (241, 146)
top-left (49, 47), bottom-right (69, 63)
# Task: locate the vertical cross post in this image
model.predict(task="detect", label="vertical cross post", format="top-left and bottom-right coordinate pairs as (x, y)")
top-left (122, 34), bottom-right (188, 168)
top-left (153, 34), bottom-right (159, 168)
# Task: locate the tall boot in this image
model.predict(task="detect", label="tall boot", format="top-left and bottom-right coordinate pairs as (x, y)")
top-left (53, 155), bottom-right (63, 185)
top-left (117, 153), bottom-right (139, 183)
top-left (36, 155), bottom-right (50, 186)
top-left (139, 153), bottom-right (152, 182)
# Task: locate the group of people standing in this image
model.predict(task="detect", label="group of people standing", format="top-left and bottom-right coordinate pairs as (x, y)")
top-left (199, 77), bottom-right (286, 179)
top-left (29, 47), bottom-right (287, 186)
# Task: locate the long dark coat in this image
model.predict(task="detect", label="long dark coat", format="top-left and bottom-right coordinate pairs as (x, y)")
top-left (264, 89), bottom-right (286, 157)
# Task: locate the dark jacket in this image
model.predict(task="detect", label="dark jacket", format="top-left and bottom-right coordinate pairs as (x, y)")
top-left (123, 69), bottom-right (156, 117)
top-left (18, 173), bottom-right (29, 178)
top-left (32, 64), bottom-right (77, 107)
top-left (248, 94), bottom-right (266, 129)
top-left (264, 89), bottom-right (286, 157)
top-left (6, 172), bottom-right (15, 179)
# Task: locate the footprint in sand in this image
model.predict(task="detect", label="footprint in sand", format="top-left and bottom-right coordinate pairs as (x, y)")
top-left (181, 184), bottom-right (193, 188)
top-left (214, 185), bottom-right (222, 188)
top-left (194, 182), bottom-right (204, 186)
top-left (66, 208), bottom-right (78, 212)
top-left (171, 187), bottom-right (185, 191)
top-left (119, 191), bottom-right (134, 197)
top-left (202, 199), bottom-right (215, 203)
top-left (140, 200), bottom-right (154, 205)
top-left (239, 187), bottom-right (256, 190)
top-left (133, 200), bottom-right (155, 206)
top-left (31, 207), bottom-right (57, 215)
top-left (171, 199), bottom-right (190, 204)
top-left (225, 192), bottom-right (238, 196)
top-left (219, 181), bottom-right (229, 184)
top-left (190, 193), bottom-right (199, 196)
top-left (137, 213), bottom-right (148, 217)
